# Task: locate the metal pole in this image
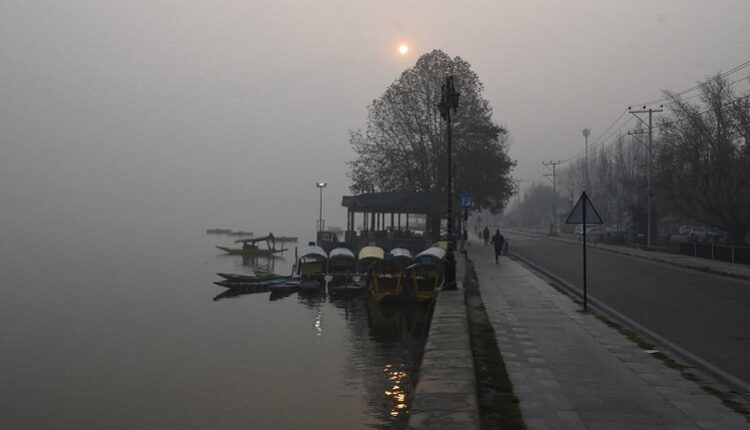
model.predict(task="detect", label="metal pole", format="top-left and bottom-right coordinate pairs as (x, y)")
top-left (447, 110), bottom-right (453, 247)
top-left (319, 186), bottom-right (323, 232)
top-left (438, 76), bottom-right (459, 290)
top-left (585, 134), bottom-right (589, 189)
top-left (583, 192), bottom-right (588, 311)
top-left (582, 128), bottom-right (590, 192)
top-left (647, 109), bottom-right (652, 248)
top-left (628, 106), bottom-right (662, 248)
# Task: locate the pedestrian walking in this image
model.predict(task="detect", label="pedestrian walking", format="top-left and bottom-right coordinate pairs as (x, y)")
top-left (490, 229), bottom-right (505, 264)
top-left (483, 226), bottom-right (490, 246)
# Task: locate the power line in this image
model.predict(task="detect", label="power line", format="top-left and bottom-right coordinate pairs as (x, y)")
top-left (563, 68), bottom-right (750, 167)
top-left (635, 58), bottom-right (750, 107)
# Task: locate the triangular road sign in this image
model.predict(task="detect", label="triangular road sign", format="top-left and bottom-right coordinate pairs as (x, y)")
top-left (565, 191), bottom-right (603, 224)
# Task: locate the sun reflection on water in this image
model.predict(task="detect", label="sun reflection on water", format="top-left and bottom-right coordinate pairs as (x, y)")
top-left (383, 365), bottom-right (409, 417)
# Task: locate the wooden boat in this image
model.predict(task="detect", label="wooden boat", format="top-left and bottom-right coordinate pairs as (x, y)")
top-left (402, 246), bottom-right (446, 302)
top-left (213, 276), bottom-right (291, 289)
top-left (389, 247), bottom-right (414, 270)
top-left (296, 245), bottom-right (328, 280)
top-left (216, 270), bottom-right (278, 282)
top-left (367, 248), bottom-right (409, 303)
top-left (216, 235), bottom-right (287, 256)
top-left (327, 247), bottom-right (357, 286)
top-left (268, 278), bottom-right (302, 292)
top-left (357, 245), bottom-right (384, 273)
top-left (298, 278), bottom-right (323, 293)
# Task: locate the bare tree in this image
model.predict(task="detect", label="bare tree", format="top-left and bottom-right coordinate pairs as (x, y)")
top-left (656, 74), bottom-right (750, 244)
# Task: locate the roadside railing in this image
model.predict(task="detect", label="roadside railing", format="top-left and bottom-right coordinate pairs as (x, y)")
top-left (678, 242), bottom-right (750, 265)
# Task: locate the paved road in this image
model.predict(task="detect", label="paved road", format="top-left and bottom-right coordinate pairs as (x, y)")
top-left (504, 232), bottom-right (750, 388)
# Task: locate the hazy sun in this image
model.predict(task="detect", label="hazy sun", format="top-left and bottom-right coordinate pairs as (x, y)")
top-left (398, 44), bottom-right (409, 55)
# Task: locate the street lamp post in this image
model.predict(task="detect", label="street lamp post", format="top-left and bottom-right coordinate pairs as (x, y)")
top-left (438, 76), bottom-right (460, 290)
top-left (315, 182), bottom-right (327, 232)
top-left (582, 128), bottom-right (591, 192)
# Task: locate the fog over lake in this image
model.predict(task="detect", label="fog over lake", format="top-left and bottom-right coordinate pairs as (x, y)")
top-left (1, 1), bottom-right (749, 428)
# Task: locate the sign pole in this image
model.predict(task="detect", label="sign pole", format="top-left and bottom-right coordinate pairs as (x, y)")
top-left (565, 191), bottom-right (602, 312)
top-left (583, 191), bottom-right (587, 311)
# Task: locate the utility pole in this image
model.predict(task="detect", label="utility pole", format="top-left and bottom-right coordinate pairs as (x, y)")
top-left (543, 161), bottom-right (561, 235)
top-left (628, 105), bottom-right (663, 248)
top-left (582, 128), bottom-right (591, 191)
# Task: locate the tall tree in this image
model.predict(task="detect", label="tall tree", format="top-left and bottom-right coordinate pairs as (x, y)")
top-left (656, 74), bottom-right (750, 244)
top-left (347, 50), bottom-right (516, 213)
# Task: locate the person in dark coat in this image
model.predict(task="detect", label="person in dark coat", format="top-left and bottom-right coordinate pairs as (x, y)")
top-left (490, 230), bottom-right (505, 264)
top-left (483, 226), bottom-right (490, 246)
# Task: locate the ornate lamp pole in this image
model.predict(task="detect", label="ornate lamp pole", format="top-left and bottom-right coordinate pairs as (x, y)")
top-left (438, 76), bottom-right (460, 290)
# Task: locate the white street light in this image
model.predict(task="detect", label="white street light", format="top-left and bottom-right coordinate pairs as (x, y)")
top-left (315, 182), bottom-right (327, 232)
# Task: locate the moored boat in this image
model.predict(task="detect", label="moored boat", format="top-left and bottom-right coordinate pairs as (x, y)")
top-left (216, 270), bottom-right (279, 282)
top-left (296, 244), bottom-right (328, 280)
top-left (366, 247), bottom-right (408, 303)
top-left (216, 235), bottom-right (288, 256)
top-left (357, 245), bottom-right (384, 273)
top-left (402, 246), bottom-right (446, 302)
top-left (327, 247), bottom-right (357, 286)
top-left (213, 276), bottom-right (292, 289)
top-left (389, 247), bottom-right (414, 270)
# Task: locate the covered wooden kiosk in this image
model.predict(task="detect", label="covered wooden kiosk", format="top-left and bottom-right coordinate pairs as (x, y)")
top-left (336, 191), bottom-right (445, 253)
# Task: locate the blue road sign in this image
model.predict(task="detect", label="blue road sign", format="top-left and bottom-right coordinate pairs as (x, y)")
top-left (460, 192), bottom-right (474, 210)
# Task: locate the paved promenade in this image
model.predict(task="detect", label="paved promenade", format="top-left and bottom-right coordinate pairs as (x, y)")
top-left (472, 244), bottom-right (750, 430)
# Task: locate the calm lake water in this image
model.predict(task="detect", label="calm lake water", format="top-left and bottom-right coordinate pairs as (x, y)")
top-left (0, 221), bottom-right (430, 429)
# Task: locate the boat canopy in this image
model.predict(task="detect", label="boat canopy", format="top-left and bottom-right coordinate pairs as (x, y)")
top-left (329, 247), bottom-right (356, 260)
top-left (358, 245), bottom-right (384, 261)
top-left (413, 246), bottom-right (447, 265)
top-left (432, 241), bottom-right (449, 251)
top-left (390, 247), bottom-right (414, 261)
top-left (298, 245), bottom-right (328, 261)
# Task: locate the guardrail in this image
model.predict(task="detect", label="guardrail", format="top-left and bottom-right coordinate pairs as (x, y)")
top-left (678, 242), bottom-right (750, 265)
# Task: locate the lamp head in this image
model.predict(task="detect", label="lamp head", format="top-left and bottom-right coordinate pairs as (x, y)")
top-left (315, 182), bottom-right (327, 188)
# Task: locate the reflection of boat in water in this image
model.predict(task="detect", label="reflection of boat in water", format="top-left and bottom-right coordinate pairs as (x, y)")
top-left (216, 235), bottom-right (287, 256)
top-left (213, 287), bottom-right (269, 301)
top-left (366, 296), bottom-right (434, 342)
top-left (269, 288), bottom-right (297, 301)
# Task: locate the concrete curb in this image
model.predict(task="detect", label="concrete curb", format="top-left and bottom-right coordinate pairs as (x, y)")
top-left (408, 253), bottom-right (481, 430)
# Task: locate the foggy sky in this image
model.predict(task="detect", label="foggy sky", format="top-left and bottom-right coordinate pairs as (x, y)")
top-left (2, 0), bottom-right (749, 235)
